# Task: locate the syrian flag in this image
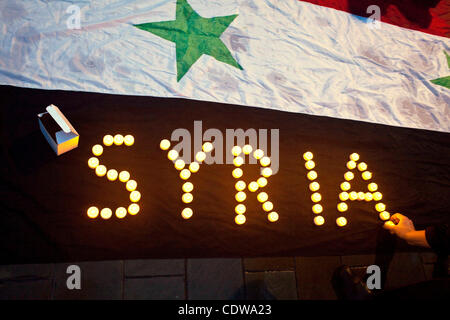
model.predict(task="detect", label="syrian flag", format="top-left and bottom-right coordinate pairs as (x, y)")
top-left (1, 0), bottom-right (449, 263)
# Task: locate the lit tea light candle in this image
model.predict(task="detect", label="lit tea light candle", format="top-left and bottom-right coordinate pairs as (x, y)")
top-left (349, 191), bottom-right (358, 201)
top-left (235, 214), bottom-right (246, 225)
top-left (358, 192), bottom-right (365, 201)
top-left (303, 151), bottom-right (313, 161)
top-left (100, 208), bottom-right (112, 220)
top-left (113, 134), bottom-right (124, 146)
top-left (350, 153), bottom-right (360, 162)
top-left (126, 180), bottom-right (137, 192)
top-left (309, 182), bottom-right (320, 192)
top-left (340, 182), bottom-right (351, 191)
top-left (379, 211), bottom-right (390, 221)
top-left (130, 190), bottom-right (141, 202)
top-left (87, 206), bottom-right (99, 219)
top-left (119, 171), bottom-right (130, 183)
top-left (180, 169), bottom-right (191, 180)
top-left (189, 162), bottom-right (200, 173)
top-left (128, 203), bottom-right (140, 215)
top-left (232, 168), bottom-right (243, 179)
top-left (231, 146), bottom-right (242, 156)
top-left (347, 160), bottom-right (356, 170)
top-left (364, 192), bottom-right (373, 202)
top-left (160, 139), bottom-right (171, 150)
top-left (337, 202), bottom-right (348, 212)
top-left (103, 135), bottom-right (114, 146)
top-left (248, 181), bottom-right (259, 192)
top-left (344, 171), bottom-right (354, 181)
top-left (202, 142), bottom-right (214, 153)
top-left (362, 171), bottom-right (372, 180)
top-left (107, 169), bottom-right (118, 181)
top-left (182, 208), bottom-right (193, 219)
top-left (168, 149), bottom-right (178, 161)
top-left (182, 192), bottom-right (193, 204)
top-left (312, 204), bottom-right (323, 214)
top-left (368, 183), bottom-right (378, 192)
top-left (88, 157), bottom-right (99, 169)
top-left (233, 156), bottom-right (244, 167)
top-left (305, 160), bottom-right (315, 170)
top-left (124, 135), bottom-right (134, 146)
top-left (115, 207), bottom-right (127, 219)
top-left (95, 165), bottom-right (107, 177)
top-left (253, 149), bottom-right (264, 160)
top-left (307, 170), bottom-right (318, 181)
top-left (261, 167), bottom-right (272, 178)
top-left (262, 201), bottom-right (274, 212)
top-left (243, 144), bottom-right (253, 155)
top-left (336, 216), bottom-right (347, 227)
top-left (235, 204), bottom-right (246, 215)
top-left (174, 159), bottom-right (185, 170)
top-left (196, 151), bottom-right (206, 163)
top-left (339, 192), bottom-right (349, 201)
top-left (235, 180), bottom-right (246, 191)
top-left (311, 192), bottom-right (322, 203)
top-left (92, 144), bottom-right (103, 156)
top-left (358, 162), bottom-right (368, 171)
top-left (314, 215), bottom-right (325, 226)
top-left (375, 203), bottom-right (386, 212)
top-left (235, 191), bottom-right (247, 202)
top-left (268, 211), bottom-right (279, 222)
top-left (257, 177), bottom-right (268, 188)
top-left (257, 192), bottom-right (269, 203)
top-left (260, 156), bottom-right (271, 167)
top-left (373, 192), bottom-right (383, 201)
top-left (182, 182), bottom-right (194, 193)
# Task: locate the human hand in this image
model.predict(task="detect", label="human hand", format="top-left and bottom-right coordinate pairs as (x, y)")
top-left (383, 213), bottom-right (430, 248)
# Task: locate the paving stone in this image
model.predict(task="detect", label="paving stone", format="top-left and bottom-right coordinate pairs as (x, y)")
top-left (124, 276), bottom-right (185, 300)
top-left (243, 257), bottom-right (295, 272)
top-left (0, 279), bottom-right (52, 300)
top-left (245, 271), bottom-right (297, 300)
top-left (383, 253), bottom-right (426, 290)
top-left (420, 252), bottom-right (437, 264)
top-left (124, 259), bottom-right (185, 277)
top-left (52, 260), bottom-right (123, 300)
top-left (0, 263), bottom-right (53, 280)
top-left (187, 259), bottom-right (244, 300)
top-left (0, 263), bottom-right (54, 300)
top-left (295, 256), bottom-right (341, 300)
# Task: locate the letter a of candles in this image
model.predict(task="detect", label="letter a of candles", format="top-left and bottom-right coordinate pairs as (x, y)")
top-left (337, 152), bottom-right (390, 222)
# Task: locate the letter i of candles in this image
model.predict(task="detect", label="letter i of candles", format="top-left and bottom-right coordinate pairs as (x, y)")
top-left (303, 152), bottom-right (324, 226)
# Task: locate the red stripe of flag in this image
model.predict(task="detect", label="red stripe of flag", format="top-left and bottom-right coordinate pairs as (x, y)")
top-left (301, 0), bottom-right (450, 38)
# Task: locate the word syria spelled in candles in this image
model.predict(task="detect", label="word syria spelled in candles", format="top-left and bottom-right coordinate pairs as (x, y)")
top-left (87, 134), bottom-right (392, 228)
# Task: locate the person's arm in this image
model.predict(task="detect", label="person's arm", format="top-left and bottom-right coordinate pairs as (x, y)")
top-left (383, 213), bottom-right (430, 248)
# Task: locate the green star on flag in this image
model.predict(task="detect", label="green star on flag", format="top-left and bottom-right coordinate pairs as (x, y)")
top-left (430, 51), bottom-right (450, 89)
top-left (134, 0), bottom-right (243, 81)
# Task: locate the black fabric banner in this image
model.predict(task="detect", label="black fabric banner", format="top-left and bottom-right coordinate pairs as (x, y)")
top-left (1, 85), bottom-right (449, 264)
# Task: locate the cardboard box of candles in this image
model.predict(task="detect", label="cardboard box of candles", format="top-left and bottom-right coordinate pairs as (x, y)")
top-left (38, 104), bottom-right (79, 155)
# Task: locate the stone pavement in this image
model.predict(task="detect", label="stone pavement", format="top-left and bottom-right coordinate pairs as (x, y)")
top-left (0, 252), bottom-right (447, 299)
